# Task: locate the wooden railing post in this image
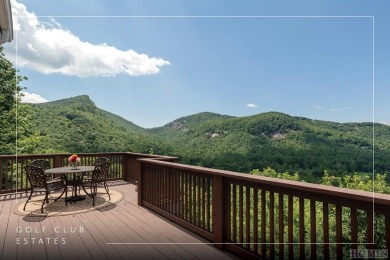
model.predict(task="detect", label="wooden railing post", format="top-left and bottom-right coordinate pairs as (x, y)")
top-left (54, 155), bottom-right (62, 168)
top-left (136, 160), bottom-right (142, 206)
top-left (122, 153), bottom-right (130, 181)
top-left (212, 175), bottom-right (224, 250)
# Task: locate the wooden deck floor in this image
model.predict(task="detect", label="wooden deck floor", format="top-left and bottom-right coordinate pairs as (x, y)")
top-left (0, 182), bottom-right (238, 260)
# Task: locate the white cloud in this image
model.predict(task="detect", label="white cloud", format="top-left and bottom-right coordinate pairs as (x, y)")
top-left (20, 92), bottom-right (48, 103)
top-left (329, 107), bottom-right (352, 112)
top-left (379, 121), bottom-right (390, 126)
top-left (247, 103), bottom-right (258, 108)
top-left (6, 0), bottom-right (170, 77)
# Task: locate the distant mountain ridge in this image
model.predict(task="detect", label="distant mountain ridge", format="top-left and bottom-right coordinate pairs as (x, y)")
top-left (25, 95), bottom-right (390, 182)
top-left (27, 95), bottom-right (165, 153)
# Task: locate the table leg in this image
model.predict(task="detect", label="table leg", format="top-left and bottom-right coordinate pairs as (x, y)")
top-left (65, 175), bottom-right (86, 204)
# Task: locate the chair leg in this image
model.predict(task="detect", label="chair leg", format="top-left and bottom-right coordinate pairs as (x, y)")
top-left (93, 185), bottom-right (97, 206)
top-left (65, 187), bottom-right (68, 206)
top-left (104, 182), bottom-right (110, 201)
top-left (90, 183), bottom-right (95, 206)
top-left (41, 191), bottom-right (49, 213)
top-left (23, 189), bottom-right (34, 211)
top-left (81, 184), bottom-right (92, 197)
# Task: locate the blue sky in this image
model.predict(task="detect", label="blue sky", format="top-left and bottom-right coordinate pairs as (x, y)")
top-left (4, 0), bottom-right (389, 128)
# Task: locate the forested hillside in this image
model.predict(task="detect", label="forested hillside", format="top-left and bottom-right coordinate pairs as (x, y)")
top-left (25, 95), bottom-right (168, 154)
top-left (150, 111), bottom-right (390, 182)
top-left (23, 95), bottom-right (390, 183)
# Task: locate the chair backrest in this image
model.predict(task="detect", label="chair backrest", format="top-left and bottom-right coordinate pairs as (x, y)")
top-left (25, 165), bottom-right (47, 189)
top-left (92, 161), bottom-right (110, 182)
top-left (94, 157), bottom-right (110, 166)
top-left (30, 159), bottom-right (51, 171)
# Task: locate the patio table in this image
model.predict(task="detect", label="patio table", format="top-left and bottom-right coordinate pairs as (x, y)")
top-left (45, 166), bottom-right (94, 203)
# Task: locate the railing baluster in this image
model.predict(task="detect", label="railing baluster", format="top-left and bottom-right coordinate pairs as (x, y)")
top-left (5, 160), bottom-right (9, 191)
top-left (232, 183), bottom-right (237, 243)
top-left (299, 197), bottom-right (305, 259)
top-left (153, 167), bottom-right (157, 206)
top-left (323, 202), bottom-right (329, 259)
top-left (310, 200), bottom-right (316, 259)
top-left (270, 191), bottom-right (274, 259)
top-left (167, 170), bottom-right (171, 213)
top-left (367, 208), bottom-right (374, 249)
top-left (245, 186), bottom-right (250, 250)
top-left (201, 177), bottom-right (206, 230)
top-left (116, 155), bottom-right (118, 179)
top-left (166, 170), bottom-right (174, 214)
top-left (261, 189), bottom-right (266, 256)
top-left (350, 208), bottom-right (357, 249)
top-left (164, 170), bottom-right (168, 212)
top-left (169, 170), bottom-right (173, 213)
top-left (207, 177), bottom-right (211, 232)
top-left (18, 160), bottom-right (23, 190)
top-left (253, 188), bottom-right (258, 255)
top-left (224, 181), bottom-right (231, 246)
top-left (150, 168), bottom-right (157, 206)
top-left (279, 193), bottom-right (284, 259)
top-left (288, 195), bottom-right (293, 258)
top-left (185, 173), bottom-right (189, 220)
top-left (156, 169), bottom-right (165, 208)
top-left (144, 166), bottom-right (148, 202)
top-left (197, 176), bottom-right (201, 227)
top-left (174, 170), bottom-right (178, 215)
top-left (149, 167), bottom-right (153, 204)
top-left (161, 168), bottom-right (164, 209)
top-left (239, 185), bottom-right (244, 246)
top-left (184, 173), bottom-right (188, 221)
top-left (175, 170), bottom-right (179, 216)
top-left (148, 166), bottom-right (152, 203)
top-left (180, 173), bottom-right (184, 218)
top-left (336, 205), bottom-right (342, 259)
top-left (148, 167), bottom-right (152, 203)
top-left (189, 174), bottom-right (193, 223)
top-left (161, 169), bottom-right (165, 210)
top-left (10, 160), bottom-right (14, 191)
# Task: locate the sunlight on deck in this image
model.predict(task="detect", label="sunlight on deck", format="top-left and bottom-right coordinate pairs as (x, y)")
top-left (0, 182), bottom-right (237, 259)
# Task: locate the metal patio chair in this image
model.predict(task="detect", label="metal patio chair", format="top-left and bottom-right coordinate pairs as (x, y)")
top-left (82, 161), bottom-right (111, 206)
top-left (24, 165), bottom-right (66, 213)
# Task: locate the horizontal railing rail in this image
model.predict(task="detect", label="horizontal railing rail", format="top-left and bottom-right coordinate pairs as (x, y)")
top-left (137, 158), bottom-right (390, 259)
top-left (0, 152), bottom-right (178, 194)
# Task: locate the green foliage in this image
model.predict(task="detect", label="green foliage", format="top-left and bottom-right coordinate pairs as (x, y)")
top-left (322, 171), bottom-right (390, 194)
top-left (152, 111), bottom-right (390, 181)
top-left (0, 46), bottom-right (30, 154)
top-left (250, 167), bottom-right (300, 181)
top-left (17, 95), bottom-right (390, 182)
top-left (25, 96), bottom-right (168, 154)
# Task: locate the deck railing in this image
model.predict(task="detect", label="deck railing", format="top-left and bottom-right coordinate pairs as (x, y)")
top-left (0, 152), bottom-right (177, 194)
top-left (137, 158), bottom-right (390, 259)
top-left (2, 152), bottom-right (390, 259)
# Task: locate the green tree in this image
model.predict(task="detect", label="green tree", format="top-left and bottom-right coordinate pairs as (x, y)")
top-left (0, 46), bottom-right (29, 154)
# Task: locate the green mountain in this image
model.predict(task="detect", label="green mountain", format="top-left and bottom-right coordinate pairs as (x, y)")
top-left (24, 95), bottom-right (390, 182)
top-left (151, 111), bottom-right (390, 181)
top-left (26, 95), bottom-right (167, 154)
